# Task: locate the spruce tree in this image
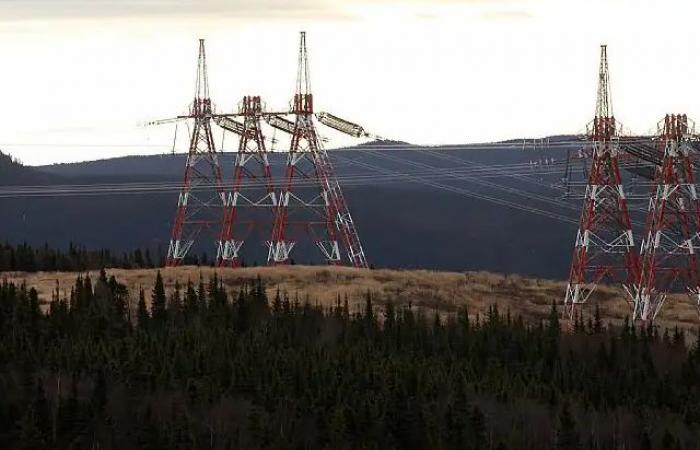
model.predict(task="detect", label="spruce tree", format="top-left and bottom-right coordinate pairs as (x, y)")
top-left (136, 287), bottom-right (149, 329)
top-left (169, 280), bottom-right (183, 326)
top-left (184, 280), bottom-right (198, 320)
top-left (151, 271), bottom-right (167, 328)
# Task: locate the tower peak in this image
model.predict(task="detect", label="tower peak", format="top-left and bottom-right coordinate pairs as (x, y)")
top-left (194, 38), bottom-right (210, 102)
top-left (595, 44), bottom-right (612, 119)
top-left (296, 31), bottom-right (311, 97)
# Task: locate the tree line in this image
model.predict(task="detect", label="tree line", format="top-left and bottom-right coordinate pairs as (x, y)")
top-left (0, 269), bottom-right (699, 449)
top-left (0, 242), bottom-right (217, 272)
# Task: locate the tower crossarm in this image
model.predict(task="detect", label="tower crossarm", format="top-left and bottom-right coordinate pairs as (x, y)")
top-left (264, 115), bottom-right (296, 135)
top-left (316, 112), bottom-right (373, 138)
top-left (214, 116), bottom-right (246, 135)
top-left (144, 117), bottom-right (186, 127)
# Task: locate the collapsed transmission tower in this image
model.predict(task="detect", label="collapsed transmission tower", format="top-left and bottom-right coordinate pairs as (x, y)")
top-left (563, 45), bottom-right (639, 319)
top-left (635, 114), bottom-right (700, 323)
top-left (268, 32), bottom-right (369, 268)
top-left (166, 39), bottom-right (226, 267)
top-left (216, 96), bottom-right (276, 267)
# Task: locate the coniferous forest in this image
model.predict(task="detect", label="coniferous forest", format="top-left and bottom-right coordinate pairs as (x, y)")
top-left (0, 242), bottom-right (212, 272)
top-left (1, 270), bottom-right (700, 449)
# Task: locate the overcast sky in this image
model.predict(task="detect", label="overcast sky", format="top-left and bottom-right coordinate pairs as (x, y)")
top-left (0, 0), bottom-right (698, 165)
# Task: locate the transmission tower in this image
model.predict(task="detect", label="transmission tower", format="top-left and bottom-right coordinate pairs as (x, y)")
top-left (635, 114), bottom-right (700, 324)
top-left (216, 96), bottom-right (276, 267)
top-left (166, 39), bottom-right (226, 267)
top-left (563, 45), bottom-right (639, 320)
top-left (268, 32), bottom-right (368, 268)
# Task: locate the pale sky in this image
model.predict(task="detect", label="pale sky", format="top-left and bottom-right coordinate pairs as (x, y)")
top-left (0, 0), bottom-right (698, 165)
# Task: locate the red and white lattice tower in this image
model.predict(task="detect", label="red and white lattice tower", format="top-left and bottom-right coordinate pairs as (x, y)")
top-left (635, 114), bottom-right (700, 323)
top-left (563, 45), bottom-right (639, 319)
top-left (166, 39), bottom-right (226, 266)
top-left (268, 32), bottom-right (368, 268)
top-left (217, 96), bottom-right (276, 267)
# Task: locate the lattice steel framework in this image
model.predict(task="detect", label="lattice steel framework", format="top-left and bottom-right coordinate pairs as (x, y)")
top-left (635, 114), bottom-right (700, 323)
top-left (268, 32), bottom-right (368, 268)
top-left (166, 39), bottom-right (226, 266)
top-left (217, 96), bottom-right (276, 267)
top-left (563, 45), bottom-right (640, 319)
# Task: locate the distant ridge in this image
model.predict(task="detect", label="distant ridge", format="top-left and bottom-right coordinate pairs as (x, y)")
top-left (0, 151), bottom-right (60, 185)
top-left (495, 134), bottom-right (581, 145)
top-left (356, 139), bottom-right (414, 147)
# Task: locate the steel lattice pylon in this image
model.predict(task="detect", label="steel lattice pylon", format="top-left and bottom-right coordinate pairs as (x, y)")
top-left (563, 45), bottom-right (640, 320)
top-left (635, 114), bottom-right (700, 324)
top-left (167, 39), bottom-right (226, 267)
top-left (217, 96), bottom-right (276, 267)
top-left (268, 32), bottom-right (368, 268)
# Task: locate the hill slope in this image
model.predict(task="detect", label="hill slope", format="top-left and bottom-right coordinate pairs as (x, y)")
top-left (1, 142), bottom-right (583, 279)
top-left (0, 151), bottom-right (60, 185)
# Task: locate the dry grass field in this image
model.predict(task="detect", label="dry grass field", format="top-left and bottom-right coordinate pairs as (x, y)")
top-left (4, 265), bottom-right (699, 336)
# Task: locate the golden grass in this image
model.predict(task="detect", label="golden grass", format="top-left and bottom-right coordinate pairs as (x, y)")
top-left (4, 265), bottom-right (699, 336)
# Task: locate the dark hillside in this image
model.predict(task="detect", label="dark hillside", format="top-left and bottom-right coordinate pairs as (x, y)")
top-left (1, 141), bottom-right (584, 278)
top-left (0, 151), bottom-right (60, 185)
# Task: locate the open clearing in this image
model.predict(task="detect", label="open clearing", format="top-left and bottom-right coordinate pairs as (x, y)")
top-left (5, 265), bottom-right (699, 335)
